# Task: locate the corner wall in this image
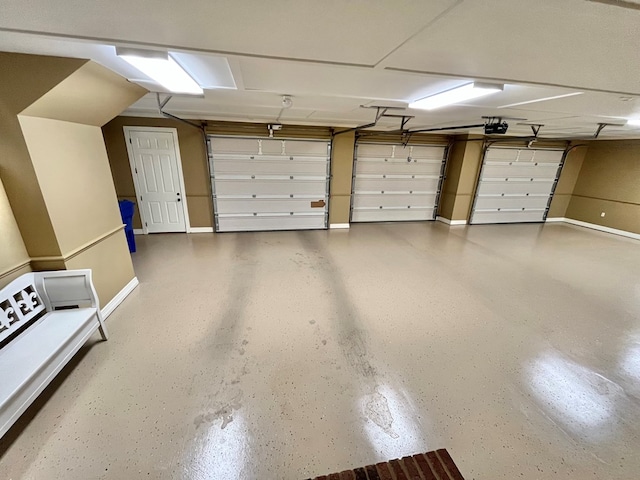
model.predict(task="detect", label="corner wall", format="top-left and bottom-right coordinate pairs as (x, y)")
top-left (438, 134), bottom-right (484, 222)
top-left (547, 144), bottom-right (588, 218)
top-left (0, 178), bottom-right (31, 288)
top-left (329, 131), bottom-right (355, 225)
top-left (565, 140), bottom-right (640, 234)
top-left (0, 52), bottom-right (146, 304)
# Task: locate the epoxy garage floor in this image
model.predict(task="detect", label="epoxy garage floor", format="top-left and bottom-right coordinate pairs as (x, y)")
top-left (2, 222), bottom-right (640, 479)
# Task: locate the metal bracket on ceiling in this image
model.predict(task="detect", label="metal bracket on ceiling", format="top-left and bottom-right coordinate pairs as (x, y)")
top-left (594, 123), bottom-right (611, 138)
top-left (529, 124), bottom-right (543, 137)
top-left (156, 93), bottom-right (173, 111)
top-left (333, 105), bottom-right (410, 136)
top-left (155, 92), bottom-right (205, 131)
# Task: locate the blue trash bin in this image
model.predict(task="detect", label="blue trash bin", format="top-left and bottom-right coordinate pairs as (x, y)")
top-left (118, 200), bottom-right (136, 253)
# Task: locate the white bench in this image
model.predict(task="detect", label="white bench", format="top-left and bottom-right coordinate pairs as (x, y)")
top-left (0, 269), bottom-right (108, 438)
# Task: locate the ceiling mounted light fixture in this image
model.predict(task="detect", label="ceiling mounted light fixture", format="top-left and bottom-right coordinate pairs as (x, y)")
top-left (409, 82), bottom-right (504, 110)
top-left (115, 47), bottom-right (203, 95)
top-left (626, 119), bottom-right (640, 126)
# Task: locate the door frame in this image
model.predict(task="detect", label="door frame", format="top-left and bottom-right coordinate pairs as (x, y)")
top-left (123, 126), bottom-right (191, 234)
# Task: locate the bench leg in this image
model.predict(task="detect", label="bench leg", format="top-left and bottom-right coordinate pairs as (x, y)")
top-left (97, 313), bottom-right (109, 341)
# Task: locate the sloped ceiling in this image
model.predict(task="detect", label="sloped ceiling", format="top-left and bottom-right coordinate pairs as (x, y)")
top-left (1, 0), bottom-right (640, 138)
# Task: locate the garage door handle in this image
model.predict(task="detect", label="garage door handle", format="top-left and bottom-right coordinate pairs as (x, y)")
top-left (310, 200), bottom-right (326, 208)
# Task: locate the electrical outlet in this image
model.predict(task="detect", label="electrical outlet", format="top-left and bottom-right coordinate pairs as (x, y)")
top-left (600, 212), bottom-right (606, 217)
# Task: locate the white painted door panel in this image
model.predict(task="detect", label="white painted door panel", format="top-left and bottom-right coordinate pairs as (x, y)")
top-left (128, 130), bottom-right (186, 233)
top-left (471, 148), bottom-right (563, 225)
top-left (352, 143), bottom-right (446, 223)
top-left (209, 137), bottom-right (330, 232)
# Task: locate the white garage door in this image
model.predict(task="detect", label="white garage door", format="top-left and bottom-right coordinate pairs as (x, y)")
top-left (471, 147), bottom-right (564, 224)
top-left (351, 143), bottom-right (447, 222)
top-left (208, 137), bottom-right (330, 232)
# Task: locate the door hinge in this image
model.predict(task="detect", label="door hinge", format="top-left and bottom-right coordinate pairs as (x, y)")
top-left (135, 167), bottom-right (138, 174)
top-left (145, 222), bottom-right (148, 227)
top-left (129, 137), bottom-right (132, 144)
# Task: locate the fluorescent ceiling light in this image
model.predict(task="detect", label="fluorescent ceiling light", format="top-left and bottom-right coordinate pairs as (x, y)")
top-left (116, 47), bottom-right (203, 95)
top-left (409, 82), bottom-right (503, 110)
top-left (498, 92), bottom-right (583, 108)
top-left (626, 119), bottom-right (640, 126)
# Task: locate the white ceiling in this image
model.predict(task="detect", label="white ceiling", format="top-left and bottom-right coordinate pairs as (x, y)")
top-left (2, 0), bottom-right (640, 138)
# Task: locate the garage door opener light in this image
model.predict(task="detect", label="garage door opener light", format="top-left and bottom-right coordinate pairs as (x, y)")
top-left (409, 82), bottom-right (504, 110)
top-left (116, 47), bottom-right (203, 95)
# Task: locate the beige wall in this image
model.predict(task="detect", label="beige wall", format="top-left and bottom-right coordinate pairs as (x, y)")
top-left (439, 137), bottom-right (465, 220)
top-left (0, 52), bottom-right (146, 304)
top-left (565, 140), bottom-right (640, 234)
top-left (329, 131), bottom-right (355, 225)
top-left (19, 117), bottom-right (124, 253)
top-left (0, 53), bottom-right (84, 257)
top-left (438, 135), bottom-right (484, 222)
top-left (65, 231), bottom-right (135, 307)
top-left (103, 117), bottom-right (211, 229)
top-left (547, 144), bottom-right (587, 218)
top-left (0, 177), bottom-right (31, 288)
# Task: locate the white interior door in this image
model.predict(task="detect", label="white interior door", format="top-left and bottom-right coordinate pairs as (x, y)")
top-left (125, 128), bottom-right (188, 233)
top-left (351, 143), bottom-right (446, 222)
top-left (209, 137), bottom-right (330, 232)
top-left (471, 147), bottom-right (564, 224)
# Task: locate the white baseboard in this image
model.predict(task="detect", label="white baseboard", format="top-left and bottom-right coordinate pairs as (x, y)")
top-left (188, 227), bottom-right (214, 233)
top-left (329, 223), bottom-right (350, 229)
top-left (133, 229), bottom-right (144, 235)
top-left (547, 217), bottom-right (640, 241)
top-left (436, 216), bottom-right (467, 226)
top-left (102, 277), bottom-right (139, 320)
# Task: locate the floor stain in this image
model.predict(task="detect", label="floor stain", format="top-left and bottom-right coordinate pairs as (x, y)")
top-left (194, 392), bottom-right (243, 430)
top-left (365, 388), bottom-right (399, 439)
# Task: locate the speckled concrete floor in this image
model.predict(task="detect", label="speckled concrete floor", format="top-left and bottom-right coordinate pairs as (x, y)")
top-left (1, 222), bottom-right (640, 479)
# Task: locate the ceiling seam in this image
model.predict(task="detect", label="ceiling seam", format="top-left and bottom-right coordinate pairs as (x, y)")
top-left (585, 0), bottom-right (640, 11)
top-left (0, 27), bottom-right (375, 69)
top-left (383, 67), bottom-right (640, 97)
top-left (373, 0), bottom-right (465, 68)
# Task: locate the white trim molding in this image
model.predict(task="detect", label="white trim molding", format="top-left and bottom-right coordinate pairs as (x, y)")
top-left (329, 223), bottom-right (350, 229)
top-left (102, 276), bottom-right (139, 320)
top-left (546, 217), bottom-right (640, 241)
top-left (133, 229), bottom-right (144, 235)
top-left (188, 227), bottom-right (214, 233)
top-left (436, 216), bottom-right (467, 226)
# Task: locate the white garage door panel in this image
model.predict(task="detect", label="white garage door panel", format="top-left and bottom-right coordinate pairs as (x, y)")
top-left (352, 208), bottom-right (435, 222)
top-left (482, 164), bottom-right (560, 178)
top-left (471, 147), bottom-right (564, 225)
top-left (209, 136), bottom-right (330, 232)
top-left (352, 193), bottom-right (438, 209)
top-left (354, 177), bottom-right (441, 193)
top-left (214, 179), bottom-right (327, 196)
top-left (356, 144), bottom-right (445, 159)
top-left (217, 214), bottom-right (325, 232)
top-left (355, 159), bottom-right (442, 176)
top-left (472, 210), bottom-right (546, 224)
top-left (477, 180), bottom-right (555, 196)
top-left (352, 142), bottom-right (446, 223)
top-left (216, 198), bottom-right (324, 215)
top-left (213, 157), bottom-right (328, 176)
top-left (474, 195), bottom-right (550, 210)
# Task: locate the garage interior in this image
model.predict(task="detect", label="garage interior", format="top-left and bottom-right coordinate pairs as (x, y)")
top-left (1, 1), bottom-right (640, 479)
